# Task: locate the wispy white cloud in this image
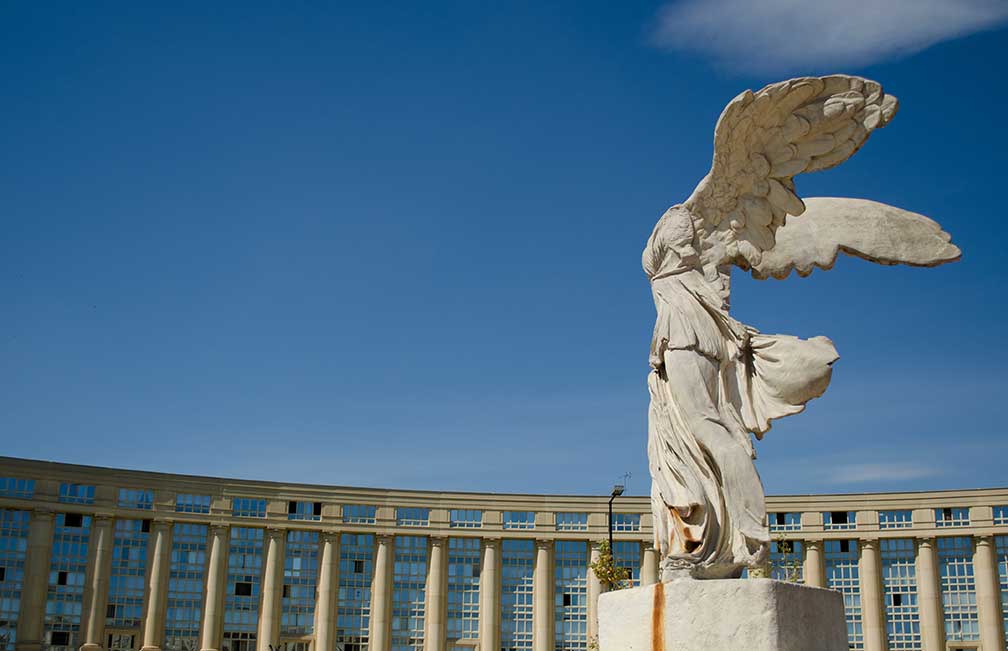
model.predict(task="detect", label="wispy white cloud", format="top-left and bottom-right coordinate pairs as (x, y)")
top-left (651, 0), bottom-right (1008, 73)
top-left (828, 462), bottom-right (941, 484)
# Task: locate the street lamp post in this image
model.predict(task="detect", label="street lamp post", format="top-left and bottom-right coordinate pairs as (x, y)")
top-left (607, 484), bottom-right (624, 555)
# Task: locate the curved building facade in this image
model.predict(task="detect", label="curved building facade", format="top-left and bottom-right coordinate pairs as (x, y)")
top-left (0, 456), bottom-right (1005, 651)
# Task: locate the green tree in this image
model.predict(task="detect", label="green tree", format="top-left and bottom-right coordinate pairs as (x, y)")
top-left (589, 540), bottom-right (631, 591)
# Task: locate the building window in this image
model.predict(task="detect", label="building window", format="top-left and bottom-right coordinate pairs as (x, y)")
top-left (938, 536), bottom-right (979, 642)
top-left (994, 535), bottom-right (1007, 646)
top-left (336, 534), bottom-right (373, 650)
top-left (611, 513), bottom-right (641, 533)
top-left (58, 483), bottom-right (95, 505)
top-left (222, 631), bottom-right (255, 651)
top-left (823, 511), bottom-right (856, 531)
top-left (282, 530), bottom-right (319, 636)
top-left (825, 540), bottom-right (863, 650)
top-left (881, 538), bottom-right (920, 650)
top-left (224, 527), bottom-right (263, 645)
top-left (45, 513), bottom-right (92, 651)
top-left (106, 520), bottom-right (148, 629)
top-left (991, 506), bottom-right (1007, 526)
top-left (554, 541), bottom-right (588, 650)
top-left (769, 540), bottom-right (804, 583)
top-left (117, 489), bottom-right (153, 510)
top-left (447, 537), bottom-right (480, 642)
top-left (286, 501), bottom-right (322, 522)
top-left (175, 494), bottom-right (211, 514)
top-left (391, 536), bottom-right (427, 651)
top-left (555, 512), bottom-right (588, 532)
top-left (342, 504), bottom-right (377, 525)
top-left (449, 510), bottom-right (482, 529)
top-left (503, 511), bottom-right (536, 530)
top-left (612, 542), bottom-right (641, 587)
top-left (878, 510), bottom-right (913, 529)
top-left (231, 498), bottom-right (266, 519)
top-left (935, 507), bottom-right (970, 528)
top-left (165, 523), bottom-right (207, 651)
top-left (396, 507), bottom-right (430, 527)
top-left (0, 509), bottom-right (30, 651)
top-left (768, 512), bottom-right (801, 533)
top-left (501, 540), bottom-right (534, 651)
top-left (0, 478), bottom-right (35, 499)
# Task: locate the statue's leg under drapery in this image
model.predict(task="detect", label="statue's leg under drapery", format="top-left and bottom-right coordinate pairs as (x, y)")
top-left (649, 348), bottom-right (768, 575)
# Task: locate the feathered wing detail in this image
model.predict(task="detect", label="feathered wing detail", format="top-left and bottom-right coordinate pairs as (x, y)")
top-left (685, 75), bottom-right (899, 272)
top-left (751, 197), bottom-right (961, 279)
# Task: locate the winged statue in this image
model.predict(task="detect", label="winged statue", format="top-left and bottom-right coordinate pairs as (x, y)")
top-left (644, 75), bottom-right (960, 579)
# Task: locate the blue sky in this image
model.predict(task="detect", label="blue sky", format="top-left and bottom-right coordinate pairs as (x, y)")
top-left (2, 2), bottom-right (1006, 497)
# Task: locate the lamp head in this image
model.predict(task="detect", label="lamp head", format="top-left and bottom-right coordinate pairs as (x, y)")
top-left (611, 484), bottom-right (625, 497)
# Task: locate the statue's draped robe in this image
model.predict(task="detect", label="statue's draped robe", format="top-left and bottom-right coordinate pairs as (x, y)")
top-left (644, 207), bottom-right (838, 577)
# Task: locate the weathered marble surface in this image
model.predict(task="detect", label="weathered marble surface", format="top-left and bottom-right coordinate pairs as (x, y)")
top-left (598, 579), bottom-right (847, 651)
top-left (644, 74), bottom-right (961, 577)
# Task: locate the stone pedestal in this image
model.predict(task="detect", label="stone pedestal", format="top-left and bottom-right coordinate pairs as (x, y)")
top-left (598, 578), bottom-right (847, 651)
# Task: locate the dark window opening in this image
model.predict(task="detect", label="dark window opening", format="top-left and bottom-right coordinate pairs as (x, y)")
top-left (141, 519), bottom-right (151, 533)
top-left (353, 560), bottom-right (365, 574)
top-left (51, 632), bottom-right (70, 646)
top-left (775, 513), bottom-right (785, 525)
top-left (64, 513), bottom-right (83, 528)
top-left (288, 501), bottom-right (297, 514)
top-left (472, 564), bottom-right (481, 577)
top-left (106, 604), bottom-right (116, 618)
top-left (943, 507), bottom-right (953, 519)
top-left (282, 584), bottom-right (291, 598)
top-left (562, 593), bottom-right (572, 607)
top-left (839, 540), bottom-right (850, 553)
top-left (893, 593), bottom-right (903, 606)
top-left (57, 571), bottom-right (68, 585)
top-left (0, 566), bottom-right (5, 581)
top-left (235, 581), bottom-right (253, 596)
top-left (313, 502), bottom-right (322, 516)
top-left (830, 511), bottom-right (848, 524)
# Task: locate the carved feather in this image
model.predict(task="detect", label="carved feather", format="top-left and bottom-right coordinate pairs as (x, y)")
top-left (750, 197), bottom-right (961, 280)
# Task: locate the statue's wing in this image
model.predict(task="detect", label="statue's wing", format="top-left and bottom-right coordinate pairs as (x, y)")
top-left (751, 197), bottom-right (961, 279)
top-left (685, 75), bottom-right (898, 270)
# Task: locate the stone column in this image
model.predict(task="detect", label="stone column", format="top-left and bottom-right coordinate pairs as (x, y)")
top-left (15, 509), bottom-right (54, 651)
top-left (369, 534), bottom-right (394, 651)
top-left (141, 521), bottom-right (173, 651)
top-left (200, 525), bottom-right (230, 651)
top-left (803, 539), bottom-right (825, 588)
top-left (532, 540), bottom-right (553, 651)
top-left (915, 537), bottom-right (946, 651)
top-left (586, 542), bottom-right (602, 643)
top-left (80, 515), bottom-right (115, 651)
top-left (973, 536), bottom-right (1006, 651)
top-left (478, 538), bottom-right (500, 651)
top-left (257, 528), bottom-right (287, 651)
top-left (424, 537), bottom-right (448, 651)
top-left (640, 546), bottom-right (659, 586)
top-left (857, 539), bottom-right (886, 651)
top-left (314, 533), bottom-right (340, 651)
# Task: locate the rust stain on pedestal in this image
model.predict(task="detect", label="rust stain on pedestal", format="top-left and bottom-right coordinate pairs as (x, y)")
top-left (651, 581), bottom-right (665, 651)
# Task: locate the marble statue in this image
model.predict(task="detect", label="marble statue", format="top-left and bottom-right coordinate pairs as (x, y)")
top-left (645, 75), bottom-right (960, 579)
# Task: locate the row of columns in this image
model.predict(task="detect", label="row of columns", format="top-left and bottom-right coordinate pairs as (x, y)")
top-left (8, 512), bottom-right (662, 651)
top-left (803, 537), bottom-right (1006, 651)
top-left (19, 508), bottom-right (1004, 651)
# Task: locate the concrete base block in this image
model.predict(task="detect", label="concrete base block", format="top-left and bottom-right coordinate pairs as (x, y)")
top-left (598, 578), bottom-right (847, 651)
